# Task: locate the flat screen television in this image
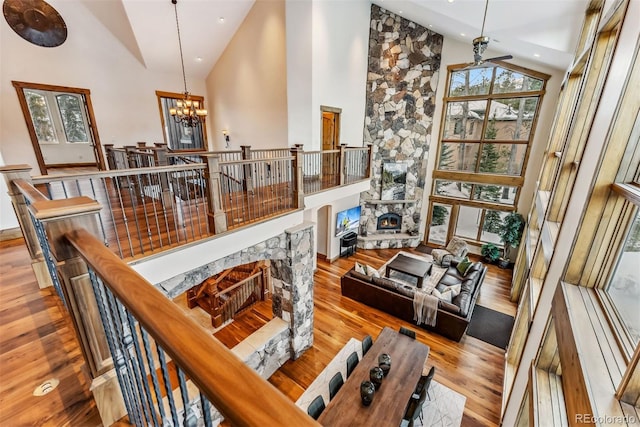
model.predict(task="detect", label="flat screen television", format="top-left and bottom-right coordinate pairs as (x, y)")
top-left (335, 206), bottom-right (361, 237)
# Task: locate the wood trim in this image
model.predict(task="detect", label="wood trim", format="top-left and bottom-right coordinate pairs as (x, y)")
top-left (11, 81), bottom-right (105, 173)
top-left (0, 227), bottom-right (23, 241)
top-left (432, 170), bottom-right (524, 187)
top-left (447, 61), bottom-right (552, 81)
top-left (65, 228), bottom-right (318, 427)
top-left (155, 90), bottom-right (209, 147)
top-left (46, 162), bottom-right (98, 169)
top-left (428, 195), bottom-right (516, 213)
top-left (611, 183), bottom-right (640, 206)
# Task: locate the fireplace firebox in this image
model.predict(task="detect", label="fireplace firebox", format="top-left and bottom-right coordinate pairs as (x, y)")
top-left (377, 213), bottom-right (402, 232)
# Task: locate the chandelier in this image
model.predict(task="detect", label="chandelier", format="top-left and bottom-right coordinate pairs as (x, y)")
top-left (169, 0), bottom-right (207, 127)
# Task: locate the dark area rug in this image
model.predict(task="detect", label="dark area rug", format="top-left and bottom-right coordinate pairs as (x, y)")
top-left (415, 244), bottom-right (432, 254)
top-left (466, 305), bottom-right (515, 350)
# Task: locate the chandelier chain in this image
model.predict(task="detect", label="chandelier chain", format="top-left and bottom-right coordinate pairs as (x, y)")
top-left (480, 0), bottom-right (489, 37)
top-left (173, 0), bottom-right (188, 95)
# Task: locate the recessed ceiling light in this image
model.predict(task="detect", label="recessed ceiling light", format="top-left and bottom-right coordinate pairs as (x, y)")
top-left (533, 53), bottom-right (541, 58)
top-left (429, 24), bottom-right (433, 28)
top-left (448, 0), bottom-right (455, 3)
top-left (195, 57), bottom-right (203, 62)
top-left (460, 33), bottom-right (465, 37)
top-left (398, 10), bottom-right (403, 14)
top-left (219, 17), bottom-right (225, 23)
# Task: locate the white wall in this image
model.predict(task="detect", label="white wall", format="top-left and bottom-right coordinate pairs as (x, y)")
top-left (0, 0), bottom-right (208, 230)
top-left (0, 0), bottom-right (209, 172)
top-left (285, 0), bottom-right (370, 150)
top-left (285, 0), bottom-right (313, 147)
top-left (206, 0), bottom-right (289, 151)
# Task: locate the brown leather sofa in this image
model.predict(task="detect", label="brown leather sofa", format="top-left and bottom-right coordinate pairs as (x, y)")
top-left (340, 259), bottom-right (487, 341)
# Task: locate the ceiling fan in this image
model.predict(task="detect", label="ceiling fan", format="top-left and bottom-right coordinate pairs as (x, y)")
top-left (466, 0), bottom-right (513, 69)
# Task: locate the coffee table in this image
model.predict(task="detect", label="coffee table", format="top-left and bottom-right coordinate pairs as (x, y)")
top-left (385, 254), bottom-right (432, 288)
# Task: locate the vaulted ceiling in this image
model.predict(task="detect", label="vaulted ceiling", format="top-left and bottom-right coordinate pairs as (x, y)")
top-left (82, 0), bottom-right (588, 80)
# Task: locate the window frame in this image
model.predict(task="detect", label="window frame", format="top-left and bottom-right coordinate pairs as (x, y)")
top-left (427, 61), bottom-right (550, 247)
top-left (155, 90), bottom-right (208, 152)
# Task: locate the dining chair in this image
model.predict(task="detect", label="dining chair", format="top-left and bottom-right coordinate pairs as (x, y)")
top-left (307, 395), bottom-right (325, 420)
top-left (362, 335), bottom-right (373, 355)
top-left (399, 326), bottom-right (416, 339)
top-left (329, 371), bottom-right (344, 400)
top-left (400, 398), bottom-right (421, 427)
top-left (346, 351), bottom-right (359, 378)
top-left (414, 366), bottom-right (436, 400)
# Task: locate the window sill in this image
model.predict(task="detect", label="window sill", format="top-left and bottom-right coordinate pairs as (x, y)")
top-left (554, 283), bottom-right (638, 424)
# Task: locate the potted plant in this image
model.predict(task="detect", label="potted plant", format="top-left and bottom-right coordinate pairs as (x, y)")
top-left (481, 243), bottom-right (500, 264)
top-left (498, 212), bottom-right (525, 269)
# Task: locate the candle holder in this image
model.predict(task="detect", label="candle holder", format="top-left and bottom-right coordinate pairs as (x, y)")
top-left (378, 353), bottom-right (391, 376)
top-left (360, 380), bottom-right (375, 406)
top-left (369, 366), bottom-right (384, 390)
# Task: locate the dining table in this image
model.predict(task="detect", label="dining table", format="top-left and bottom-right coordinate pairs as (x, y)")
top-left (317, 326), bottom-right (430, 426)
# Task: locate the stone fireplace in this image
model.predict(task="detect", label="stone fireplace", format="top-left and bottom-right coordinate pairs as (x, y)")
top-left (377, 213), bottom-right (402, 232)
top-left (357, 5), bottom-right (443, 250)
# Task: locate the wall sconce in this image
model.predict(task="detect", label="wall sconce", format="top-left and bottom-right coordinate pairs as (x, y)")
top-left (222, 130), bottom-right (230, 148)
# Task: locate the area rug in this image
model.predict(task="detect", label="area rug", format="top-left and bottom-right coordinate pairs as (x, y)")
top-left (417, 380), bottom-right (466, 427)
top-left (415, 244), bottom-right (433, 255)
top-left (466, 305), bottom-right (515, 350)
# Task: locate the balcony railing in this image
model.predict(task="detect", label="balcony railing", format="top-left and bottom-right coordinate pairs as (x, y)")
top-left (0, 143), bottom-right (370, 426)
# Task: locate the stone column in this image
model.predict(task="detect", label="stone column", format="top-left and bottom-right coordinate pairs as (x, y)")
top-left (270, 222), bottom-right (314, 359)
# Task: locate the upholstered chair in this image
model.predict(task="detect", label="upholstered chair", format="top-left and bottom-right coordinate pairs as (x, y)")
top-left (346, 352), bottom-right (359, 378)
top-left (328, 372), bottom-right (344, 400)
top-left (307, 395), bottom-right (326, 420)
top-left (431, 237), bottom-right (469, 267)
top-left (362, 335), bottom-right (373, 355)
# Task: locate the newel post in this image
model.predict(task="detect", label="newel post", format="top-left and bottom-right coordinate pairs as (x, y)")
top-left (32, 197), bottom-right (126, 426)
top-left (0, 165), bottom-right (53, 288)
top-left (103, 144), bottom-right (116, 170)
top-left (202, 154), bottom-right (228, 233)
top-left (240, 145), bottom-right (254, 195)
top-left (339, 143), bottom-right (347, 185)
top-left (290, 145), bottom-right (305, 209)
top-left (152, 145), bottom-right (174, 207)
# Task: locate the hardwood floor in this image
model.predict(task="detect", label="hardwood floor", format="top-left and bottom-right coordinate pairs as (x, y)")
top-left (0, 238), bottom-right (514, 426)
top-left (0, 238), bottom-right (101, 426)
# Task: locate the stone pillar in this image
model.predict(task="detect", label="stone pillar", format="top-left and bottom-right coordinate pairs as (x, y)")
top-left (270, 222), bottom-right (314, 359)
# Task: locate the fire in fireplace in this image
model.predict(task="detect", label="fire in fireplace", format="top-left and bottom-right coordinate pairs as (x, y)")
top-left (377, 213), bottom-right (402, 232)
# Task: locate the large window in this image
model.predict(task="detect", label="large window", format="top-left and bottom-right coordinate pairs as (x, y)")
top-left (23, 89), bottom-right (90, 145)
top-left (606, 210), bottom-right (640, 348)
top-left (427, 63), bottom-right (549, 247)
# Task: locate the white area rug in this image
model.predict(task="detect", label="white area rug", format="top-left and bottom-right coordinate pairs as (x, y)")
top-left (417, 380), bottom-right (466, 427)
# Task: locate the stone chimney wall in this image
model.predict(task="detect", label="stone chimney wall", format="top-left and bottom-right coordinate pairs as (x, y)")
top-left (360, 5), bottom-right (443, 248)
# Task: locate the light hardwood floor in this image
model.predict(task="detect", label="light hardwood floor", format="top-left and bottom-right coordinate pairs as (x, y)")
top-left (0, 238), bottom-right (514, 426)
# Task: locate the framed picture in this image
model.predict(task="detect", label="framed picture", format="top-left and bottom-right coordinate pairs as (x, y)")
top-left (381, 161), bottom-right (407, 200)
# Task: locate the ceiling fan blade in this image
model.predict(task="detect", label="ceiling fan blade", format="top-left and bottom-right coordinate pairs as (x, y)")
top-left (461, 61), bottom-right (497, 71)
top-left (485, 54), bottom-right (513, 63)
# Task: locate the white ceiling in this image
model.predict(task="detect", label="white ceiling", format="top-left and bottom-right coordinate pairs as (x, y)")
top-left (84, 0), bottom-right (588, 80)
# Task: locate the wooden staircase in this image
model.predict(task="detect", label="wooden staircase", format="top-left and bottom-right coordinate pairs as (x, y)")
top-left (187, 261), bottom-right (269, 328)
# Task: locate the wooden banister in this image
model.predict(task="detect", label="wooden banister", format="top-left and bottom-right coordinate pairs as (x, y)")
top-left (65, 228), bottom-right (318, 427)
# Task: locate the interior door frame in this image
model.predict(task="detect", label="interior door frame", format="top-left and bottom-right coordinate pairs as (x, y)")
top-left (320, 105), bottom-right (341, 149)
top-left (12, 81), bottom-right (106, 175)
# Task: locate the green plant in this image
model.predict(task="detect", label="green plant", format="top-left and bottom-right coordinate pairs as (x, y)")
top-left (481, 243), bottom-right (500, 263)
top-left (499, 212), bottom-right (525, 260)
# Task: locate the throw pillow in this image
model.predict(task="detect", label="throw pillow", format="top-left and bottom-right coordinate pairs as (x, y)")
top-left (456, 257), bottom-right (472, 276)
top-left (432, 288), bottom-right (451, 303)
top-left (434, 284), bottom-right (461, 303)
top-left (355, 262), bottom-right (380, 278)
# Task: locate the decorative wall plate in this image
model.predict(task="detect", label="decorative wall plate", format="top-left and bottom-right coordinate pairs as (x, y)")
top-left (3, 0), bottom-right (67, 47)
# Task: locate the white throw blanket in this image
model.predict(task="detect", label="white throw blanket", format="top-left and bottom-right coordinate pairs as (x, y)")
top-left (414, 289), bottom-right (439, 327)
top-left (412, 266), bottom-right (447, 327)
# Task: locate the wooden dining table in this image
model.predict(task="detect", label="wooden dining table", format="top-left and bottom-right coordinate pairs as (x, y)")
top-left (317, 327), bottom-right (430, 426)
